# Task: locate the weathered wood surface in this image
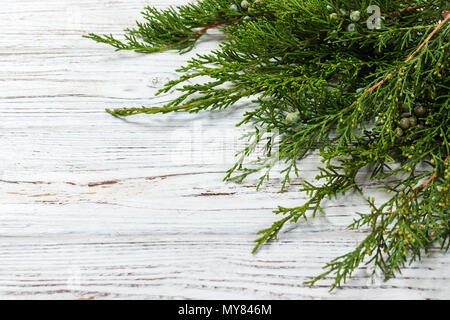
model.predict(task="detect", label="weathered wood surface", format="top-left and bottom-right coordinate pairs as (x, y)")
top-left (0, 0), bottom-right (449, 300)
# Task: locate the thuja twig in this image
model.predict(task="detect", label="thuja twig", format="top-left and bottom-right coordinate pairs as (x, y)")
top-left (391, 155), bottom-right (450, 217)
top-left (381, 6), bottom-right (425, 17)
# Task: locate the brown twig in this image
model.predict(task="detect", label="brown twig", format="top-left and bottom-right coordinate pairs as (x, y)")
top-left (194, 17), bottom-right (239, 35)
top-left (405, 11), bottom-right (450, 62)
top-left (381, 6), bottom-right (425, 17)
top-left (360, 6), bottom-right (425, 23)
top-left (163, 17), bottom-right (240, 50)
top-left (390, 155), bottom-right (450, 216)
top-left (366, 12), bottom-right (450, 96)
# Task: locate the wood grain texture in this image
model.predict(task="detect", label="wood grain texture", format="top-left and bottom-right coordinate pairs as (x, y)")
top-left (0, 0), bottom-right (449, 300)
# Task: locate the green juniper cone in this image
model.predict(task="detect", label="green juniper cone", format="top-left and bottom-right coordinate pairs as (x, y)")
top-left (86, 0), bottom-right (450, 290)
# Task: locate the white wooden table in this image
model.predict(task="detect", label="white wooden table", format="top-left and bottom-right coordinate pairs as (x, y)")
top-left (1, 0), bottom-right (449, 300)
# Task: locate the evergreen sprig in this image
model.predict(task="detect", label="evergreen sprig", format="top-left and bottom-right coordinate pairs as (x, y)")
top-left (85, 0), bottom-right (450, 290)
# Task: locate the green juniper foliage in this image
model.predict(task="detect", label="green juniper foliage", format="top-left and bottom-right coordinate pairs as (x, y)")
top-left (86, 0), bottom-right (450, 290)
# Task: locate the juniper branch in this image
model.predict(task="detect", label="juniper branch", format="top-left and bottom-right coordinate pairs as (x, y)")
top-left (86, 0), bottom-right (450, 290)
